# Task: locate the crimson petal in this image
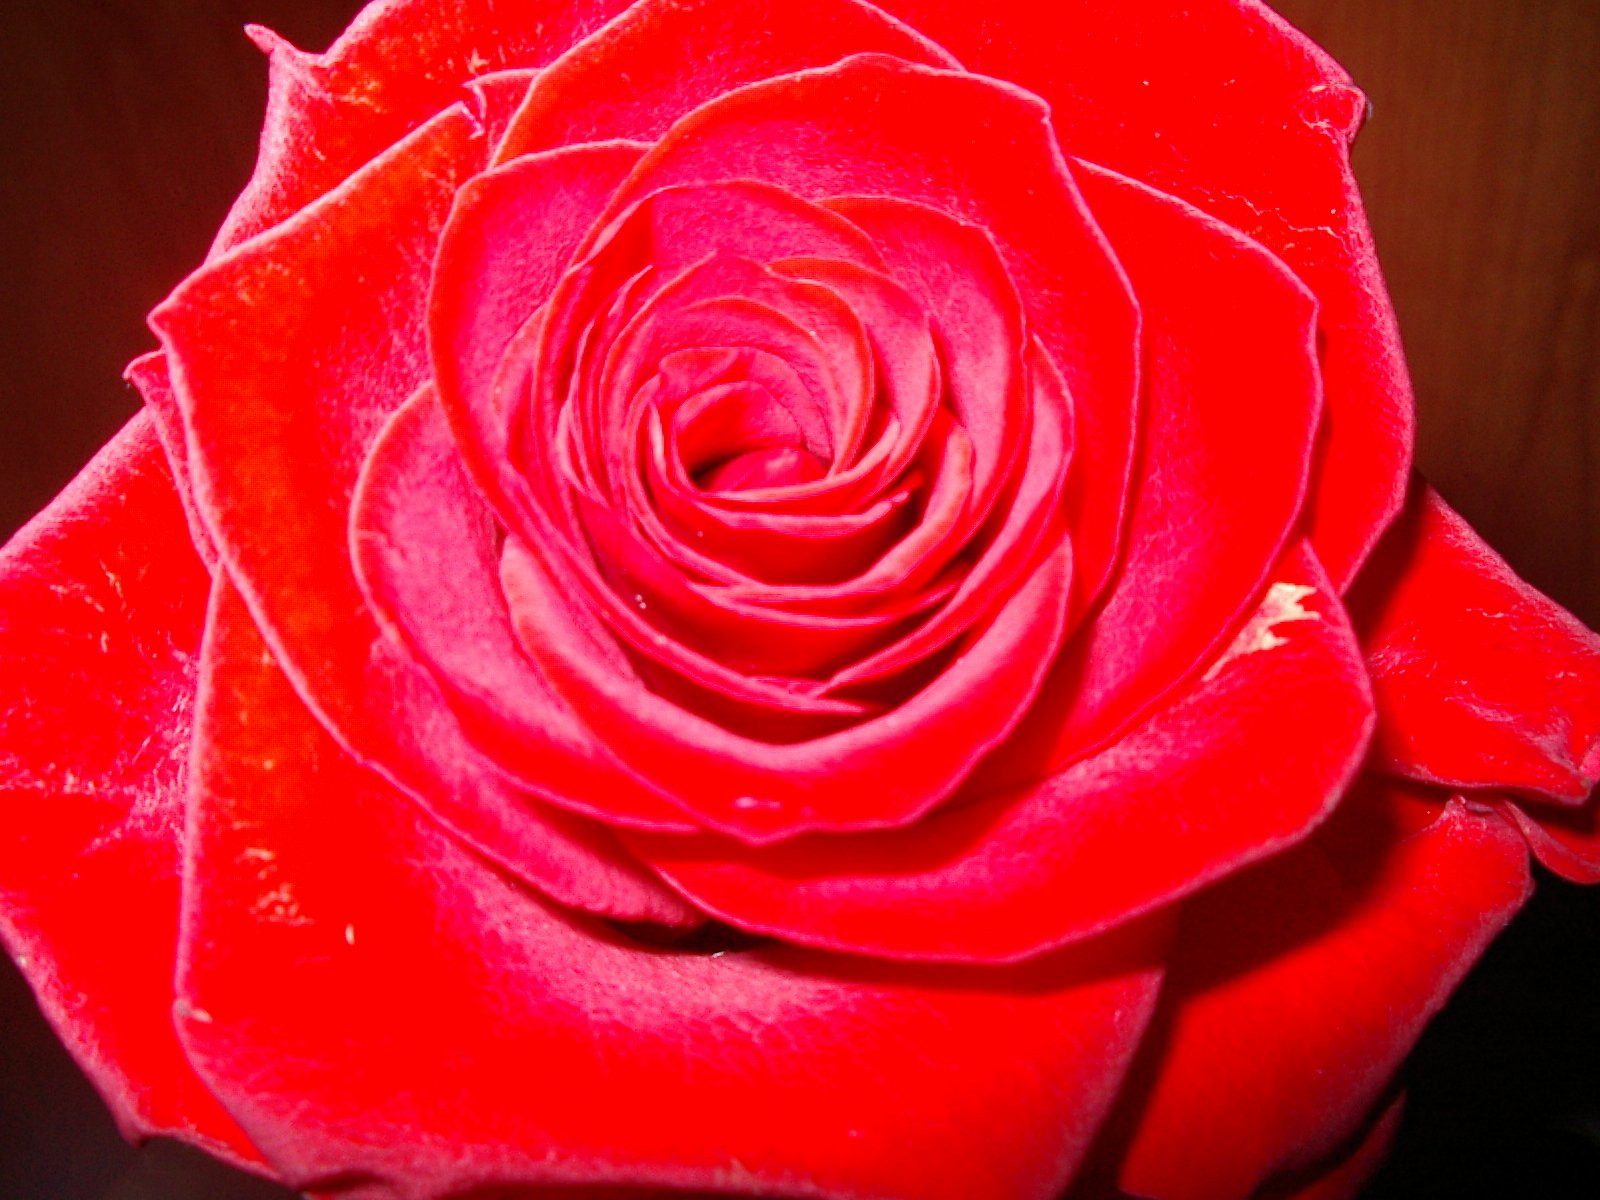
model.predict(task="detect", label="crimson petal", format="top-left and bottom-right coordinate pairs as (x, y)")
top-left (0, 415), bottom-right (261, 1167)
top-left (502, 535), bottom-right (1072, 842)
top-left (1350, 481), bottom-right (1600, 805)
top-left (158, 114), bottom-right (692, 921)
top-left (980, 160), bottom-right (1322, 786)
top-left (627, 543), bottom-right (1371, 963)
top-left (1114, 782), bottom-right (1529, 1200)
top-left (216, 0), bottom-right (635, 251)
top-left (350, 384), bottom-right (698, 839)
top-left (877, 0), bottom-right (1414, 588)
top-left (176, 585), bottom-right (1168, 1200)
top-left (495, 0), bottom-right (959, 162)
top-left (598, 54), bottom-right (1139, 595)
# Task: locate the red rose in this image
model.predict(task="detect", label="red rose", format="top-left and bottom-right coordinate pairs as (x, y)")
top-left (3, 1), bottom-right (1597, 1197)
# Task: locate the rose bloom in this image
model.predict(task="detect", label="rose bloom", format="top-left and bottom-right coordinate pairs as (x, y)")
top-left (2, 0), bottom-right (1597, 1197)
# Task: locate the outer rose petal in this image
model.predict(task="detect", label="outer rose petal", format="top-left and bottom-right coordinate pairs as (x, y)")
top-left (177, 581), bottom-right (1168, 1200)
top-left (977, 160), bottom-right (1322, 783)
top-left (157, 110), bottom-right (693, 923)
top-left (493, 0), bottom-right (960, 161)
top-left (1256, 1095), bottom-right (1405, 1200)
top-left (628, 543), bottom-right (1373, 963)
top-left (1350, 482), bottom-right (1600, 806)
top-left (878, 0), bottom-right (1414, 588)
top-left (215, 0), bottom-right (637, 252)
top-left (1492, 799), bottom-right (1600, 886)
top-left (0, 414), bottom-right (260, 1168)
top-left (1113, 782), bottom-right (1530, 1200)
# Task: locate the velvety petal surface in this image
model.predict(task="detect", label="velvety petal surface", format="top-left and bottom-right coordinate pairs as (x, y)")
top-left (599, 53), bottom-right (1139, 604)
top-left (177, 581), bottom-right (1168, 1200)
top-left (494, 0), bottom-right (959, 162)
top-left (1351, 482), bottom-right (1600, 805)
top-left (156, 111), bottom-right (690, 922)
top-left (976, 161), bottom-right (1322, 786)
top-left (0, 415), bottom-right (259, 1167)
top-left (215, 0), bottom-right (636, 252)
top-left (1113, 782), bottom-right (1530, 1200)
top-left (351, 384), bottom-right (698, 839)
top-left (1492, 798), bottom-right (1600, 885)
top-left (627, 543), bottom-right (1372, 963)
top-left (878, 0), bottom-right (1414, 589)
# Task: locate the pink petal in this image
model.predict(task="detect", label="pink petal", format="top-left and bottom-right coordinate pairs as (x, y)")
top-left (0, 414), bottom-right (261, 1168)
top-left (176, 584), bottom-right (1168, 1199)
top-left (627, 543), bottom-right (1371, 963)
top-left (876, 0), bottom-right (1414, 588)
top-left (1114, 782), bottom-right (1530, 1200)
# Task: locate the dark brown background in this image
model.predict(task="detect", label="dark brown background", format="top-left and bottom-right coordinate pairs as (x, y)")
top-left (1, 1), bottom-right (1596, 1196)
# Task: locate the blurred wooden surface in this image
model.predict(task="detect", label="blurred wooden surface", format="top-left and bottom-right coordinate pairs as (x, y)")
top-left (0, 2), bottom-right (1596, 1198)
top-left (1275, 0), bottom-right (1600, 629)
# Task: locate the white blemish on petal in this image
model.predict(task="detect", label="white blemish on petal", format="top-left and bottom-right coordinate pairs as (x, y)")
top-left (174, 999), bottom-right (214, 1025)
top-left (251, 882), bottom-right (310, 926)
top-left (1203, 583), bottom-right (1321, 682)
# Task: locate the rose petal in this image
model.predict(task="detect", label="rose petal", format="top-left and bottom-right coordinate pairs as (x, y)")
top-left (599, 54), bottom-right (1139, 603)
top-left (216, 0), bottom-right (635, 252)
top-left (430, 140), bottom-right (647, 534)
top-left (124, 350), bottom-right (215, 568)
top-left (877, 0), bottom-right (1414, 588)
top-left (978, 160), bottom-right (1323, 787)
top-left (627, 543), bottom-right (1371, 963)
top-left (158, 110), bottom-right (696, 922)
top-left (176, 585), bottom-right (1168, 1200)
top-left (1113, 782), bottom-right (1530, 1200)
top-left (0, 414), bottom-right (261, 1167)
top-left (350, 384), bottom-right (698, 839)
top-left (1491, 798), bottom-right (1600, 885)
top-left (155, 104), bottom-right (483, 727)
top-left (1257, 1094), bottom-right (1405, 1200)
top-left (1350, 481), bottom-right (1600, 805)
top-left (501, 534), bottom-right (1072, 842)
top-left (495, 0), bottom-right (960, 162)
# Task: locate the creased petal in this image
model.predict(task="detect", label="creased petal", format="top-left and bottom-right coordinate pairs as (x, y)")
top-left (215, 0), bottom-right (635, 252)
top-left (494, 0), bottom-right (959, 162)
top-left (598, 53), bottom-right (1140, 610)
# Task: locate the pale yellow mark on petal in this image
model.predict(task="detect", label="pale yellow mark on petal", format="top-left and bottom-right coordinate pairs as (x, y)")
top-left (1203, 583), bottom-right (1321, 682)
